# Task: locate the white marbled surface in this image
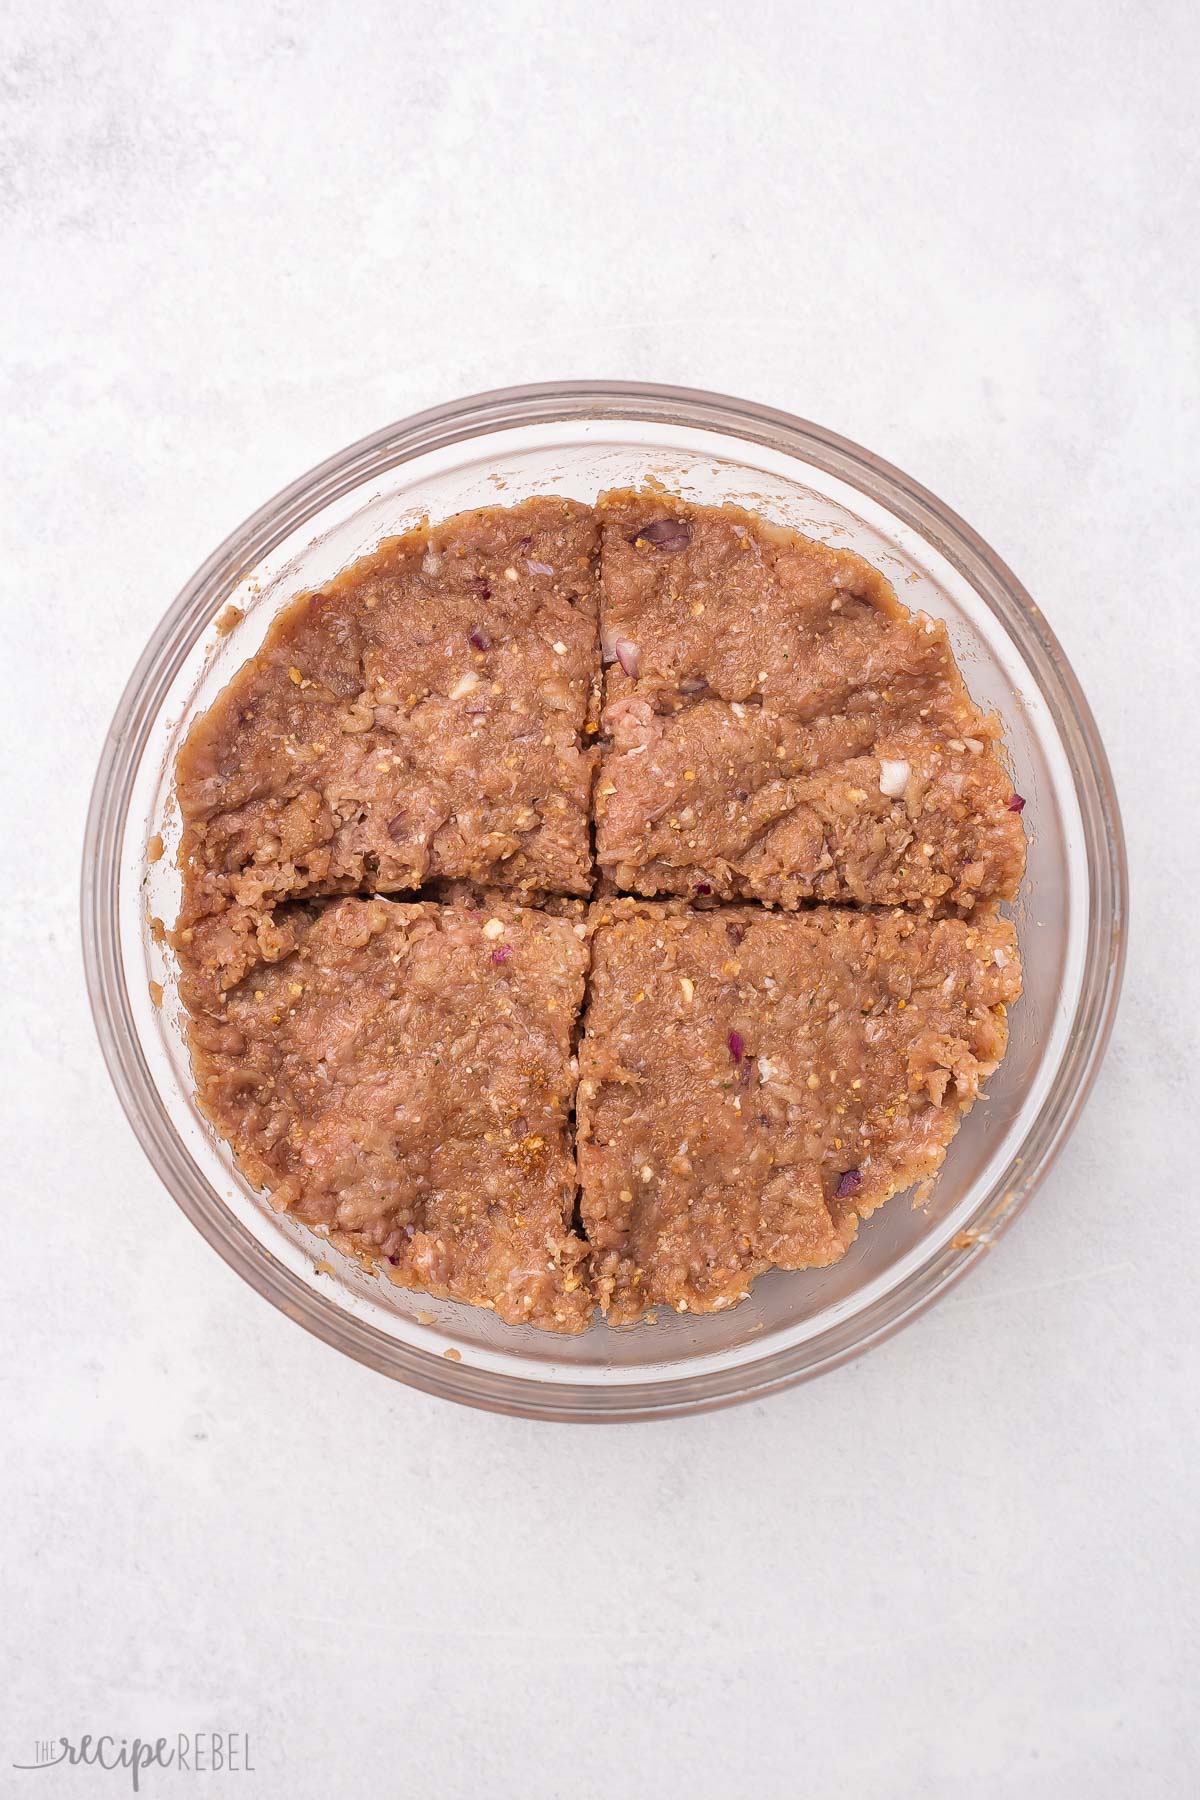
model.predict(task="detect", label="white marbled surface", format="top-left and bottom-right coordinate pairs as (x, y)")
top-left (2, 2), bottom-right (1197, 1795)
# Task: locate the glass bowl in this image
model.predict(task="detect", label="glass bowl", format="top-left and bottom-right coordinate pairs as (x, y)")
top-left (82, 382), bottom-right (1126, 1421)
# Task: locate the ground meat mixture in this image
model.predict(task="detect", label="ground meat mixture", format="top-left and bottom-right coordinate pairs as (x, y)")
top-left (594, 492), bottom-right (1025, 910)
top-left (175, 498), bottom-right (599, 994)
top-left (173, 491), bottom-right (1026, 1330)
top-left (186, 896), bottom-right (593, 1331)
top-left (577, 901), bottom-right (1020, 1321)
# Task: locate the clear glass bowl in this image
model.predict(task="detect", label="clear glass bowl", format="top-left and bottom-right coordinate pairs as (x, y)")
top-left (82, 382), bottom-right (1127, 1421)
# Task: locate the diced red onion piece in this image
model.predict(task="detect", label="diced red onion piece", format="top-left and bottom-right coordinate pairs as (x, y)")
top-left (633, 518), bottom-right (693, 551)
top-left (728, 1030), bottom-right (744, 1064)
top-left (694, 882), bottom-right (712, 896)
top-left (835, 1168), bottom-right (863, 1200)
top-left (469, 627), bottom-right (492, 652)
top-left (526, 559), bottom-right (553, 577)
top-left (386, 813), bottom-right (406, 840)
top-left (491, 945), bottom-right (513, 965)
top-left (614, 638), bottom-right (640, 678)
top-left (1008, 792), bottom-right (1026, 813)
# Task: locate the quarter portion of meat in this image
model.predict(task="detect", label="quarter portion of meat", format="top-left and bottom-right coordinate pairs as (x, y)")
top-left (175, 498), bottom-right (599, 992)
top-left (595, 492), bottom-right (1025, 911)
top-left (186, 896), bottom-right (594, 1332)
top-left (577, 901), bottom-right (1021, 1322)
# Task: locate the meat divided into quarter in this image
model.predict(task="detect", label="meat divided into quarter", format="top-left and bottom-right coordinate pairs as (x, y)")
top-left (594, 491), bottom-right (1025, 911)
top-left (577, 901), bottom-right (1020, 1322)
top-left (175, 498), bottom-right (600, 996)
top-left (173, 494), bottom-right (1026, 1330)
top-left (186, 897), bottom-right (593, 1332)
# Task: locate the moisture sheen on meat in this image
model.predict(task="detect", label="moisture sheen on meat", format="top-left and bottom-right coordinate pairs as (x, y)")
top-left (175, 498), bottom-right (599, 994)
top-left (577, 900), bottom-right (1021, 1322)
top-left (594, 492), bottom-right (1025, 911)
top-left (185, 896), bottom-right (593, 1332)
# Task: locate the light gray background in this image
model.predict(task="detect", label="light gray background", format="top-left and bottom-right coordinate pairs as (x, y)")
top-left (3, 2), bottom-right (1197, 1796)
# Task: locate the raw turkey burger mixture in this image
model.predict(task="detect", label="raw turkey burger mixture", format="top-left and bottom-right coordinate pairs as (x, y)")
top-left (173, 493), bottom-right (1026, 1332)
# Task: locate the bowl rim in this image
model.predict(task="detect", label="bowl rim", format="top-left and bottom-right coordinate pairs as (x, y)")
top-left (81, 379), bottom-right (1128, 1421)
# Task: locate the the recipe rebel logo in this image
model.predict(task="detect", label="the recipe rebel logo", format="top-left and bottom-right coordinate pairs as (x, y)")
top-left (12, 1732), bottom-right (255, 1790)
